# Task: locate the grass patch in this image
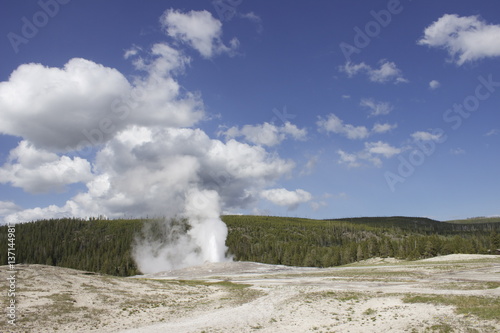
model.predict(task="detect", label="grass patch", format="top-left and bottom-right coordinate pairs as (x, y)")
top-left (428, 322), bottom-right (454, 332)
top-left (402, 294), bottom-right (500, 321)
top-left (363, 308), bottom-right (377, 315)
top-left (432, 281), bottom-right (500, 290)
top-left (171, 279), bottom-right (262, 305)
top-left (307, 290), bottom-right (367, 303)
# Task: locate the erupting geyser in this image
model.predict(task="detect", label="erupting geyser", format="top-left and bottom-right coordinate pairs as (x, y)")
top-left (132, 188), bottom-right (230, 274)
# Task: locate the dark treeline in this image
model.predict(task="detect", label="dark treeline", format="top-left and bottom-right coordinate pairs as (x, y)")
top-left (0, 218), bottom-right (143, 276)
top-left (224, 216), bottom-right (500, 267)
top-left (1, 216), bottom-right (499, 276)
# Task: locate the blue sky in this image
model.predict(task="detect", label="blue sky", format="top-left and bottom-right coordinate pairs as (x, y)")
top-left (0, 0), bottom-right (499, 223)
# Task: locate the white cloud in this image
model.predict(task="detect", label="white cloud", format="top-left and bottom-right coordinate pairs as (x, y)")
top-left (4, 126), bottom-right (296, 223)
top-left (450, 148), bottom-right (465, 155)
top-left (338, 141), bottom-right (401, 168)
top-left (418, 14), bottom-right (500, 65)
top-left (360, 98), bottom-right (393, 116)
top-left (337, 150), bottom-right (362, 168)
top-left (429, 80), bottom-right (441, 89)
top-left (0, 46), bottom-right (204, 152)
top-left (0, 11), bottom-right (302, 227)
top-left (411, 131), bottom-right (443, 141)
top-left (317, 114), bottom-right (369, 140)
top-left (340, 60), bottom-right (408, 84)
top-left (0, 58), bottom-right (130, 151)
top-left (240, 12), bottom-right (263, 33)
top-left (124, 45), bottom-right (141, 59)
top-left (341, 61), bottom-right (370, 77)
top-left (0, 141), bottom-right (93, 193)
top-left (160, 9), bottom-right (239, 58)
top-left (310, 200), bottom-right (327, 211)
top-left (260, 188), bottom-right (312, 210)
top-left (220, 122), bottom-right (307, 147)
top-left (372, 123), bottom-right (398, 134)
top-left (317, 114), bottom-right (396, 139)
top-left (485, 129), bottom-right (499, 136)
top-left (300, 155), bottom-right (319, 176)
top-left (0, 201), bottom-right (21, 217)
top-left (365, 141), bottom-right (401, 158)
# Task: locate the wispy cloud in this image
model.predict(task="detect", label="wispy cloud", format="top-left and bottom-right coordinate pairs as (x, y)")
top-left (317, 114), bottom-right (396, 139)
top-left (372, 122), bottom-right (398, 134)
top-left (240, 12), bottom-right (263, 33)
top-left (411, 131), bottom-right (443, 141)
top-left (340, 60), bottom-right (408, 84)
top-left (317, 114), bottom-right (369, 139)
top-left (450, 148), bottom-right (465, 155)
top-left (485, 129), bottom-right (499, 136)
top-left (360, 98), bottom-right (393, 116)
top-left (219, 122), bottom-right (307, 147)
top-left (338, 141), bottom-right (401, 168)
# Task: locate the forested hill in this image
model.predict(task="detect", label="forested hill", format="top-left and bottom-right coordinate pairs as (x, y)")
top-left (445, 217), bottom-right (500, 224)
top-left (324, 216), bottom-right (500, 232)
top-left (1, 215), bottom-right (499, 277)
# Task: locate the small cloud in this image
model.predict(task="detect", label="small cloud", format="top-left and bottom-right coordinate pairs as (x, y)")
top-left (429, 80), bottom-right (441, 89)
top-left (372, 123), bottom-right (398, 134)
top-left (0, 201), bottom-right (21, 217)
top-left (338, 150), bottom-right (362, 168)
top-left (337, 141), bottom-right (401, 168)
top-left (124, 45), bottom-right (142, 59)
top-left (411, 131), bottom-right (442, 141)
top-left (360, 98), bottom-right (393, 116)
top-left (317, 114), bottom-right (396, 140)
top-left (485, 129), bottom-right (499, 136)
top-left (240, 12), bottom-right (263, 33)
top-left (418, 14), bottom-right (500, 65)
top-left (340, 60), bottom-right (408, 84)
top-left (341, 94), bottom-right (351, 99)
top-left (317, 114), bottom-right (369, 140)
top-left (260, 188), bottom-right (312, 210)
top-left (310, 201), bottom-right (328, 211)
top-left (160, 9), bottom-right (239, 59)
top-left (450, 148), bottom-right (465, 155)
top-left (334, 192), bottom-right (348, 199)
top-left (300, 154), bottom-right (320, 176)
top-left (219, 122), bottom-right (307, 147)
top-left (365, 141), bottom-right (401, 158)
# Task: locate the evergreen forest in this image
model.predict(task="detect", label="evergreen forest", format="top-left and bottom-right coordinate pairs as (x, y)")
top-left (1, 215), bottom-right (499, 276)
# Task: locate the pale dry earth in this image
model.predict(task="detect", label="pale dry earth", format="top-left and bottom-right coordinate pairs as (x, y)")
top-left (1, 254), bottom-right (499, 333)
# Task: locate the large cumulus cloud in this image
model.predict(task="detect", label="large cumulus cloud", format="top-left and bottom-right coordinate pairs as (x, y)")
top-left (0, 8), bottom-right (307, 225)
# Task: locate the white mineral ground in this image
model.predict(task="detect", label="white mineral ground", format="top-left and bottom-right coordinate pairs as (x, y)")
top-left (1, 254), bottom-right (499, 332)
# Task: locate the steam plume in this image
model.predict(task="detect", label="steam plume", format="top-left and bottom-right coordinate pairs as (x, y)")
top-left (132, 188), bottom-right (229, 273)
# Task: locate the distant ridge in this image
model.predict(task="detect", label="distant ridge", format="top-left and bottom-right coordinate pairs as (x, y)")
top-left (324, 216), bottom-right (444, 231)
top-left (446, 217), bottom-right (500, 224)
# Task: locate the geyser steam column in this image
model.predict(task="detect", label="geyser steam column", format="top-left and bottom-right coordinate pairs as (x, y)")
top-left (132, 187), bottom-right (230, 275)
top-left (184, 188), bottom-right (229, 264)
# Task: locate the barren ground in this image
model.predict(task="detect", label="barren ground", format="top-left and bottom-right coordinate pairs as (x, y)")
top-left (1, 254), bottom-right (500, 333)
